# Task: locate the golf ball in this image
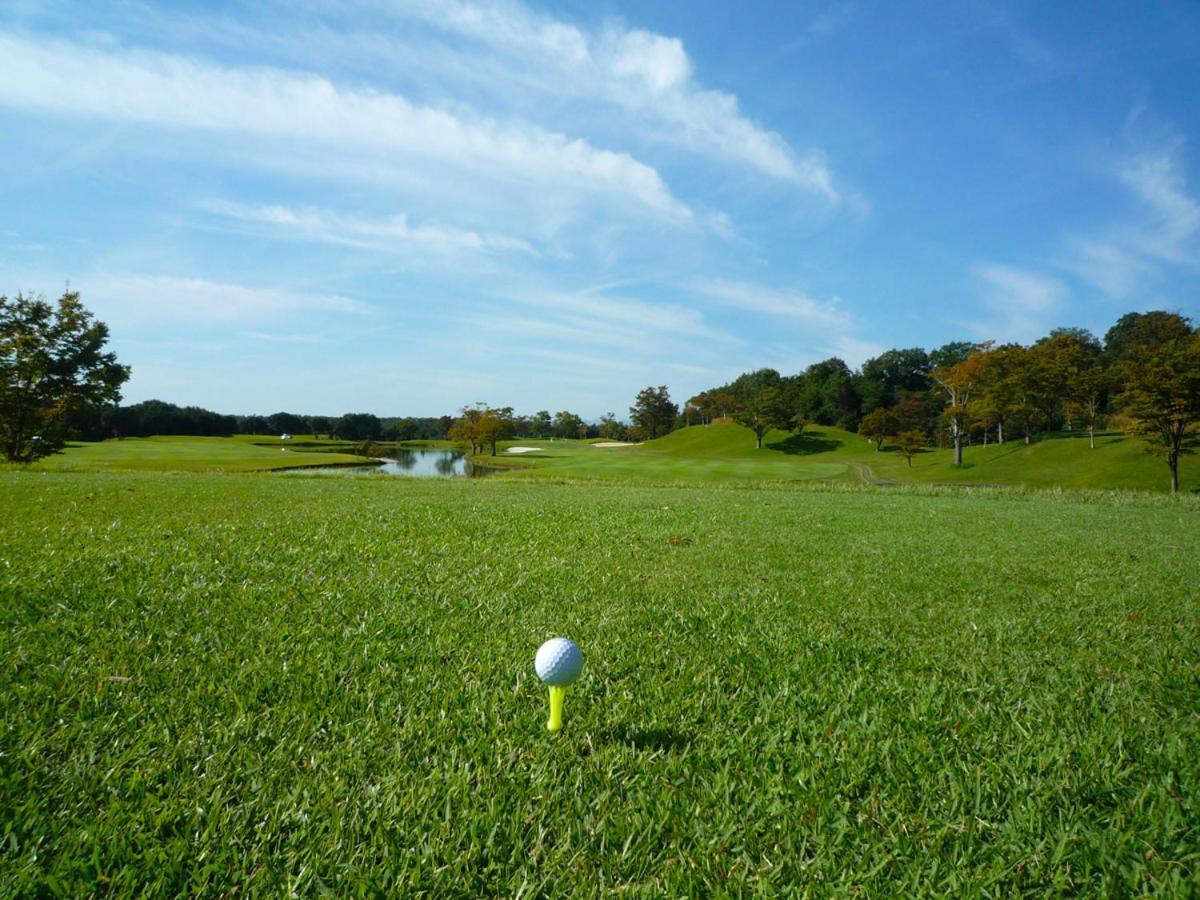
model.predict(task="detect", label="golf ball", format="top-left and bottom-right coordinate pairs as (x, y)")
top-left (534, 637), bottom-right (584, 686)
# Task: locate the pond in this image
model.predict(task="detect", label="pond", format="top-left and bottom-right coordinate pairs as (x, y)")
top-left (287, 449), bottom-right (497, 478)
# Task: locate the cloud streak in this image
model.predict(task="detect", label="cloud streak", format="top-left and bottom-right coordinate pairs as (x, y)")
top-left (384, 0), bottom-right (840, 200)
top-left (203, 200), bottom-right (538, 256)
top-left (0, 32), bottom-right (693, 224)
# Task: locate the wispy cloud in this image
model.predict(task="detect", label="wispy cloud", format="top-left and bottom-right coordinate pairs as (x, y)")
top-left (688, 277), bottom-right (851, 330)
top-left (0, 32), bottom-right (693, 224)
top-left (203, 200), bottom-right (538, 256)
top-left (1057, 143), bottom-right (1199, 299)
top-left (971, 263), bottom-right (1067, 343)
top-left (77, 273), bottom-right (372, 330)
top-left (242, 331), bottom-right (339, 345)
top-left (380, 0), bottom-right (841, 200)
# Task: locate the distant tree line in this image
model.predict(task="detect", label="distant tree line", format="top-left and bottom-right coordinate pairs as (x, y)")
top-left (687, 310), bottom-right (1200, 493)
top-left (64, 402), bottom-right (461, 444)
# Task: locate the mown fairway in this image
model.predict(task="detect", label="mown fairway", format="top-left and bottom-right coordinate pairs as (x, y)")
top-left (2, 472), bottom-right (1198, 895)
top-left (502, 424), bottom-right (1200, 494)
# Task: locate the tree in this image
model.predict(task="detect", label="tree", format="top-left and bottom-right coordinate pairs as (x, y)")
top-left (267, 411), bottom-right (308, 435)
top-left (858, 407), bottom-right (898, 451)
top-left (598, 412), bottom-right (625, 440)
top-left (858, 348), bottom-right (931, 413)
top-left (477, 405), bottom-right (514, 456)
top-left (894, 430), bottom-right (926, 468)
top-left (1, 290), bottom-right (130, 461)
top-left (529, 410), bottom-right (552, 438)
top-left (308, 415), bottom-right (332, 439)
top-left (932, 346), bottom-right (989, 466)
top-left (552, 410), bottom-right (584, 439)
top-left (794, 358), bottom-right (861, 429)
top-left (1117, 331), bottom-right (1200, 494)
top-left (975, 344), bottom-right (1028, 444)
top-left (334, 412), bottom-right (382, 441)
top-left (629, 385), bottom-right (678, 440)
top-left (1104, 311), bottom-right (1194, 364)
top-left (733, 388), bottom-right (789, 449)
top-left (449, 404), bottom-right (487, 454)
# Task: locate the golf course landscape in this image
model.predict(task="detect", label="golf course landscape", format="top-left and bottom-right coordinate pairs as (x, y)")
top-left (5, 2), bottom-right (1200, 894)
top-left (2, 432), bottom-right (1198, 894)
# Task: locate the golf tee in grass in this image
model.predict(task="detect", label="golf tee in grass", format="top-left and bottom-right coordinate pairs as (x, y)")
top-left (547, 685), bottom-right (566, 732)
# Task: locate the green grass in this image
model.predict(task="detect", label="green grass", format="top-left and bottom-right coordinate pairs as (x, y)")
top-left (12, 436), bottom-right (372, 473)
top-left (14, 425), bottom-right (1197, 493)
top-left (501, 424), bottom-right (1199, 494)
top-left (1, 471), bottom-right (1197, 894)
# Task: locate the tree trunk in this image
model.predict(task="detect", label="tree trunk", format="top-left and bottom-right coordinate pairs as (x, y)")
top-left (1088, 424), bottom-right (1095, 450)
top-left (998, 421), bottom-right (1004, 444)
top-left (953, 433), bottom-right (963, 466)
top-left (906, 455), bottom-right (912, 468)
top-left (756, 431), bottom-right (763, 449)
top-left (1170, 453), bottom-right (1179, 494)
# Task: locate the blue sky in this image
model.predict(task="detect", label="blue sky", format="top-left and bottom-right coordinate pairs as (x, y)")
top-left (2, 1), bottom-right (1198, 417)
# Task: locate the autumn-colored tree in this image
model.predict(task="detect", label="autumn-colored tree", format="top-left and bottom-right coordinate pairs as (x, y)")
top-left (733, 387), bottom-right (789, 449)
top-left (477, 405), bottom-right (514, 456)
top-left (894, 430), bottom-right (926, 467)
top-left (449, 404), bottom-right (485, 454)
top-left (1117, 331), bottom-right (1200, 494)
top-left (932, 345), bottom-right (990, 466)
top-left (858, 407), bottom-right (898, 451)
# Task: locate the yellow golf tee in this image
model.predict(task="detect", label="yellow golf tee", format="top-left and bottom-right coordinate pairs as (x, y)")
top-left (547, 685), bottom-right (565, 732)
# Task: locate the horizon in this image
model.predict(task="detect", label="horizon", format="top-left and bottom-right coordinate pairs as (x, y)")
top-left (2, 1), bottom-right (1199, 417)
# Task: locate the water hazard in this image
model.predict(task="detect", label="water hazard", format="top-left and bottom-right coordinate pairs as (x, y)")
top-left (286, 449), bottom-right (496, 478)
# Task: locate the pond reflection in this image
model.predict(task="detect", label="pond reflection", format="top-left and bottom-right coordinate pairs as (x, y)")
top-left (287, 449), bottom-right (496, 478)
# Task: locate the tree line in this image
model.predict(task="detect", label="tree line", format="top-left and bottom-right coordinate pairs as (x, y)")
top-left (5, 290), bottom-right (1197, 490)
top-left (685, 311), bottom-right (1200, 493)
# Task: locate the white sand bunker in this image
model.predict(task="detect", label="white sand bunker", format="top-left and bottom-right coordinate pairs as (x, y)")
top-left (592, 441), bottom-right (641, 448)
top-left (505, 446), bottom-right (542, 454)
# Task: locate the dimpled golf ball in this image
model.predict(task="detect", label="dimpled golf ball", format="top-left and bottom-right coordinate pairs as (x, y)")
top-left (534, 637), bottom-right (584, 686)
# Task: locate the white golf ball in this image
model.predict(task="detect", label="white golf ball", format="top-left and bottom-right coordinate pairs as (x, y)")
top-left (534, 637), bottom-right (584, 686)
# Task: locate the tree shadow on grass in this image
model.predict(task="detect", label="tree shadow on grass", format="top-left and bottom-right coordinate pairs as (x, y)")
top-left (764, 432), bottom-right (840, 455)
top-left (606, 725), bottom-right (692, 754)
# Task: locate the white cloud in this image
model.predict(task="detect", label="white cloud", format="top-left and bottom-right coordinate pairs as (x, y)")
top-left (1119, 149), bottom-right (1200, 264)
top-left (77, 273), bottom-right (372, 330)
top-left (1057, 144), bottom-right (1199, 299)
top-left (203, 200), bottom-right (538, 256)
top-left (386, 0), bottom-right (840, 199)
top-left (972, 263), bottom-right (1067, 343)
top-left (0, 32), bottom-right (693, 224)
top-left (689, 278), bottom-right (851, 330)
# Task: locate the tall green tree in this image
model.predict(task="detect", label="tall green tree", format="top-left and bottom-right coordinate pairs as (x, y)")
top-left (1, 290), bottom-right (130, 461)
top-left (552, 410), bottom-right (584, 439)
top-left (1117, 331), bottom-right (1200, 494)
top-left (629, 385), bottom-right (678, 440)
top-left (733, 388), bottom-right (789, 449)
top-left (597, 412), bottom-right (625, 440)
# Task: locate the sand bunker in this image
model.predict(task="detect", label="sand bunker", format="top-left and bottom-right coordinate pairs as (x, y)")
top-left (505, 446), bottom-right (542, 454)
top-left (592, 441), bottom-right (641, 448)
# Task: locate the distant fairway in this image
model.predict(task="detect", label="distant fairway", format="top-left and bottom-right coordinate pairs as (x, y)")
top-left (1, 471), bottom-right (1196, 894)
top-left (499, 423), bottom-right (1199, 494)
top-left (17, 435), bottom-right (371, 473)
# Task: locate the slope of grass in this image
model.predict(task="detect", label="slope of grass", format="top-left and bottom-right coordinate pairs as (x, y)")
top-left (503, 424), bottom-right (1198, 493)
top-left (15, 436), bottom-right (371, 473)
top-left (1, 472), bottom-right (1197, 894)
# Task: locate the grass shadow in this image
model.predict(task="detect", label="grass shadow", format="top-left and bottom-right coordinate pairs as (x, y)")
top-left (607, 725), bottom-right (693, 754)
top-left (764, 432), bottom-right (840, 456)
